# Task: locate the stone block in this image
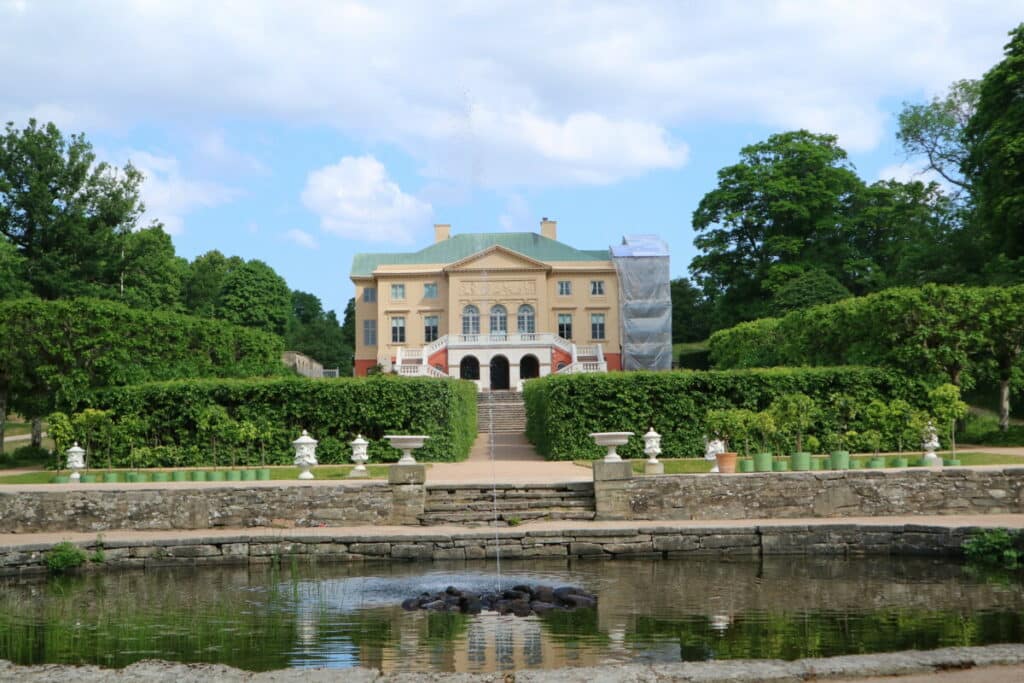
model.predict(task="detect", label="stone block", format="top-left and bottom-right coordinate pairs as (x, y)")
top-left (463, 545), bottom-right (486, 560)
top-left (593, 460), bottom-right (634, 481)
top-left (569, 542), bottom-right (608, 556)
top-left (348, 542), bottom-right (390, 556)
top-left (604, 542), bottom-right (655, 555)
top-left (432, 547), bottom-right (465, 561)
top-left (700, 533), bottom-right (759, 549)
top-left (644, 461), bottom-right (664, 475)
top-left (523, 545), bottom-right (567, 557)
top-left (221, 543), bottom-right (249, 557)
top-left (389, 465), bottom-right (426, 485)
top-left (391, 543), bottom-right (433, 560)
top-left (653, 534), bottom-right (700, 552)
top-left (166, 544), bottom-right (220, 558)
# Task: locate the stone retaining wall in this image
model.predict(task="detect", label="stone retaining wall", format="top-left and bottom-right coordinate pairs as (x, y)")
top-left (598, 467), bottom-right (1024, 520)
top-left (0, 483), bottom-right (424, 533)
top-left (0, 523), bottom-right (975, 577)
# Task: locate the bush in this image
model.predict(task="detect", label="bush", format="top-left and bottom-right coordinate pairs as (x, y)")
top-left (963, 529), bottom-right (1023, 569)
top-left (524, 367), bottom-right (925, 460)
top-left (961, 413), bottom-right (1024, 446)
top-left (88, 375), bottom-right (477, 466)
top-left (45, 542), bottom-right (86, 574)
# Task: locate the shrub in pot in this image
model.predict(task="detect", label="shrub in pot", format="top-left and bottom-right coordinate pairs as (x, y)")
top-left (892, 457), bottom-right (909, 467)
top-left (705, 409), bottom-right (743, 473)
top-left (738, 459), bottom-right (755, 473)
top-left (152, 471), bottom-right (170, 482)
top-left (752, 411), bottom-right (776, 472)
top-left (769, 392), bottom-right (817, 467)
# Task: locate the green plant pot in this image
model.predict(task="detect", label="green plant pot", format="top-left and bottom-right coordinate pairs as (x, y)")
top-left (830, 450), bottom-right (850, 470)
top-left (944, 458), bottom-right (962, 466)
top-left (850, 458), bottom-right (864, 469)
top-left (868, 457), bottom-right (886, 469)
top-left (892, 457), bottom-right (909, 468)
top-left (242, 469), bottom-right (258, 481)
top-left (227, 470), bottom-right (242, 481)
top-left (125, 472), bottom-right (139, 483)
top-left (810, 457), bottom-right (824, 471)
top-left (738, 458), bottom-right (755, 473)
top-left (191, 470), bottom-right (208, 482)
top-left (172, 471), bottom-right (189, 482)
top-left (102, 472), bottom-right (120, 483)
top-left (772, 460), bottom-right (790, 472)
top-left (257, 468), bottom-right (272, 481)
top-left (135, 472), bottom-right (150, 483)
top-left (52, 475), bottom-right (71, 484)
top-left (790, 452), bottom-right (811, 471)
top-left (208, 470), bottom-right (226, 482)
top-left (80, 474), bottom-right (97, 483)
top-left (909, 459), bottom-right (924, 467)
top-left (152, 472), bottom-right (170, 482)
top-left (753, 452), bottom-right (773, 472)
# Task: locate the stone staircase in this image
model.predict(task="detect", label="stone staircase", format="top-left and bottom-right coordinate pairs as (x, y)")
top-left (476, 390), bottom-right (527, 433)
top-left (418, 482), bottom-right (596, 526)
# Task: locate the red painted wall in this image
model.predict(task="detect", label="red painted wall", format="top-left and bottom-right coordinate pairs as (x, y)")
top-left (428, 349), bottom-right (448, 373)
top-left (604, 353), bottom-right (622, 371)
top-left (552, 347), bottom-right (572, 371)
top-left (353, 359), bottom-right (377, 376)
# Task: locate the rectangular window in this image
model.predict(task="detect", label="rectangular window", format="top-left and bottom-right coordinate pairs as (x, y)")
top-left (362, 287), bottom-right (377, 303)
top-left (558, 280), bottom-right (572, 296)
top-left (557, 313), bottom-right (573, 340)
top-left (423, 282), bottom-right (438, 299)
top-left (591, 313), bottom-right (605, 340)
top-left (590, 280), bottom-right (605, 296)
top-left (391, 316), bottom-right (405, 343)
top-left (424, 315), bottom-right (439, 343)
top-left (363, 320), bottom-right (377, 346)
top-left (391, 283), bottom-right (405, 300)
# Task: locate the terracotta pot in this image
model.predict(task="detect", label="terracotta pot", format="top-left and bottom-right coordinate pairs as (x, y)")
top-left (715, 451), bottom-right (738, 474)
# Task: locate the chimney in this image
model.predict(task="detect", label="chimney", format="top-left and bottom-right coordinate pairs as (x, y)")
top-left (540, 217), bottom-right (557, 240)
top-left (434, 223), bottom-right (451, 242)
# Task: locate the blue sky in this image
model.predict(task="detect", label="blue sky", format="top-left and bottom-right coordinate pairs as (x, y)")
top-left (2, 1), bottom-right (1022, 315)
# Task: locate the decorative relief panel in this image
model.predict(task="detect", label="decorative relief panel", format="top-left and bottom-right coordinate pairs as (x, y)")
top-left (459, 280), bottom-right (537, 298)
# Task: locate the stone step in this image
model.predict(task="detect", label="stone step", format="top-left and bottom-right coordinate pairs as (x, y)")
top-left (418, 509), bottom-right (597, 526)
top-left (424, 499), bottom-right (595, 513)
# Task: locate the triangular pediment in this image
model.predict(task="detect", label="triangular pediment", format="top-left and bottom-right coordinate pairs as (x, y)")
top-left (444, 245), bottom-right (551, 272)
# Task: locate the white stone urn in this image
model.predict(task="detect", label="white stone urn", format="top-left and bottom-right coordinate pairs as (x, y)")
top-left (349, 434), bottom-right (369, 478)
top-left (643, 428), bottom-right (662, 464)
top-left (292, 430), bottom-right (318, 480)
top-left (384, 434), bottom-right (429, 465)
top-left (922, 420), bottom-right (942, 467)
top-left (66, 442), bottom-right (86, 482)
top-left (589, 432), bottom-right (634, 463)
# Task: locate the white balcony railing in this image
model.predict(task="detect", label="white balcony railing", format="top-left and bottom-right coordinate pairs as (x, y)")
top-left (448, 332), bottom-right (573, 348)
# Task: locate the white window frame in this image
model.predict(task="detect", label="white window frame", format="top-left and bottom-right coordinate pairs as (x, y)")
top-left (517, 304), bottom-right (536, 334)
top-left (424, 315), bottom-right (439, 343)
top-left (363, 319), bottom-right (377, 346)
top-left (391, 316), bottom-right (406, 343)
top-left (557, 313), bottom-right (573, 339)
top-left (590, 280), bottom-right (605, 296)
top-left (590, 313), bottom-right (605, 340)
top-left (557, 280), bottom-right (572, 296)
top-left (362, 287), bottom-right (377, 303)
top-left (391, 283), bottom-right (405, 300)
top-left (424, 282), bottom-right (438, 299)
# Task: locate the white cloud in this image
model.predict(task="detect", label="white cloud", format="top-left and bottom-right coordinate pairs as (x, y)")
top-left (498, 194), bottom-right (532, 232)
top-left (285, 228), bottom-right (319, 249)
top-left (301, 155), bottom-right (432, 244)
top-left (127, 151), bottom-right (240, 235)
top-left (1, 1), bottom-right (1021, 183)
top-left (196, 130), bottom-right (267, 174)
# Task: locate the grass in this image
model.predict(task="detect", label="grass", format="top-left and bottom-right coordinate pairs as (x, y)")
top-left (3, 420), bottom-right (34, 437)
top-left (0, 464), bottom-right (394, 485)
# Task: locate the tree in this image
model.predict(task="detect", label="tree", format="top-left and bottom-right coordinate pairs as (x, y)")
top-left (963, 24), bottom-right (1024, 261)
top-left (770, 269), bottom-right (850, 316)
top-left (183, 250), bottom-right (244, 318)
top-left (977, 285), bottom-right (1024, 430)
top-left (670, 278), bottom-right (712, 343)
top-left (0, 119), bottom-right (144, 300)
top-left (0, 238), bottom-right (29, 300)
top-left (897, 79), bottom-right (979, 196)
top-left (117, 226), bottom-right (187, 310)
top-left (690, 131), bottom-right (865, 328)
top-left (929, 383), bottom-right (968, 457)
top-left (215, 259), bottom-right (291, 336)
top-left (285, 292), bottom-right (353, 371)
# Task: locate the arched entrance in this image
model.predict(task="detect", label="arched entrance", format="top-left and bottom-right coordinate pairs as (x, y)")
top-left (489, 355), bottom-right (510, 390)
top-left (520, 354), bottom-right (540, 380)
top-left (459, 356), bottom-right (480, 380)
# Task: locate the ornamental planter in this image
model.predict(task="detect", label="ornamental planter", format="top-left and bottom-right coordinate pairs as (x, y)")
top-left (944, 458), bottom-right (962, 466)
top-left (125, 472), bottom-right (139, 483)
top-left (738, 458), bottom-right (754, 473)
top-left (772, 459), bottom-right (790, 472)
top-left (191, 470), bottom-right (207, 482)
top-left (241, 469), bottom-right (257, 481)
top-left (891, 457), bottom-right (909, 468)
top-left (80, 474), bottom-right (97, 483)
top-left (868, 457), bottom-right (886, 469)
top-left (208, 470), bottom-right (226, 482)
top-left (753, 452), bottom-right (773, 472)
top-left (790, 452), bottom-right (811, 471)
top-left (830, 450), bottom-right (850, 470)
top-left (715, 451), bottom-right (738, 474)
top-left (256, 468), bottom-right (272, 480)
top-left (810, 457), bottom-right (824, 471)
top-left (227, 470), bottom-right (242, 481)
top-left (102, 472), bottom-right (120, 483)
top-left (52, 475), bottom-right (70, 484)
top-left (152, 472), bottom-right (170, 482)
top-left (172, 471), bottom-right (188, 482)
top-left (849, 458), bottom-right (864, 469)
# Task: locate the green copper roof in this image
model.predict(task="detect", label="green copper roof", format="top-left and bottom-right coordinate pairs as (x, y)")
top-left (350, 232), bottom-right (610, 277)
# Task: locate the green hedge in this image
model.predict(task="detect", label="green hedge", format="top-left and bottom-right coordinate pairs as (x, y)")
top-left (82, 375), bottom-right (477, 467)
top-left (523, 367), bottom-right (926, 460)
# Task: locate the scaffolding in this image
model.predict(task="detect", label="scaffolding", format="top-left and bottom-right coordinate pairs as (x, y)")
top-left (611, 235), bottom-right (672, 371)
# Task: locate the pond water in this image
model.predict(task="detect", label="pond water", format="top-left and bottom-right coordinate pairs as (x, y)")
top-left (1, 556), bottom-right (1023, 673)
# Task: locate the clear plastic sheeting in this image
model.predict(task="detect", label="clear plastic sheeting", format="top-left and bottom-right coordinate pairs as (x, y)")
top-left (611, 235), bottom-right (672, 371)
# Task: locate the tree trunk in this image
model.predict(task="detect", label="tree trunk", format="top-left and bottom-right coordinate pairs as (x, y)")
top-left (999, 358), bottom-right (1013, 432)
top-left (0, 387), bottom-right (6, 456)
top-left (31, 417), bottom-right (42, 447)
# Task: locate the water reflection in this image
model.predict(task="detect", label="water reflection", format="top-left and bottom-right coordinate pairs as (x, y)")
top-left (0, 556), bottom-right (1022, 673)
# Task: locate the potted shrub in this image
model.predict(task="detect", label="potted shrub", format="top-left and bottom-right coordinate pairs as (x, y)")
top-left (705, 409), bottom-right (741, 474)
top-left (255, 419), bottom-right (274, 480)
top-left (770, 393), bottom-right (817, 469)
top-left (753, 411), bottom-right (776, 473)
top-left (930, 383), bottom-right (968, 462)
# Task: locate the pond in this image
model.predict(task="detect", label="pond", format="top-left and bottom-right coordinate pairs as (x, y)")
top-left (1, 556), bottom-right (1022, 673)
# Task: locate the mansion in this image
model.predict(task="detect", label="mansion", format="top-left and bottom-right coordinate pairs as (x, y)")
top-left (350, 219), bottom-right (669, 390)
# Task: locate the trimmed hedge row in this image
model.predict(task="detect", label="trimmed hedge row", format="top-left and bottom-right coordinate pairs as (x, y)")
top-left (82, 375), bottom-right (477, 467)
top-left (523, 367), bottom-right (927, 460)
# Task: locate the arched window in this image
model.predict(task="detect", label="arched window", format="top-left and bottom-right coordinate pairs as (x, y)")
top-left (490, 304), bottom-right (507, 336)
top-left (462, 305), bottom-right (480, 335)
top-left (517, 304), bottom-right (535, 333)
